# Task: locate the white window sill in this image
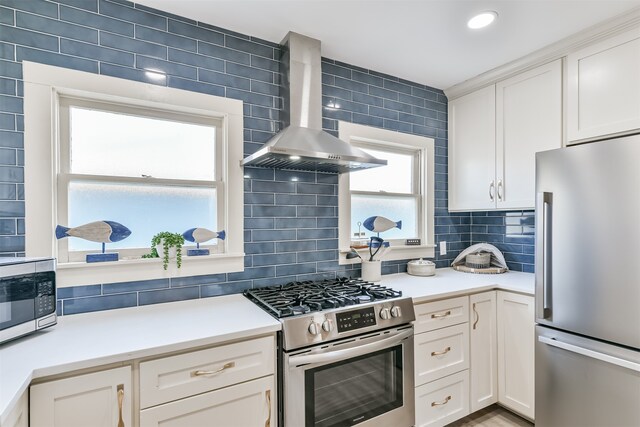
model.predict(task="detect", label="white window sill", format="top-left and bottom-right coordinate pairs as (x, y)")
top-left (56, 252), bottom-right (245, 287)
top-left (339, 245), bottom-right (436, 265)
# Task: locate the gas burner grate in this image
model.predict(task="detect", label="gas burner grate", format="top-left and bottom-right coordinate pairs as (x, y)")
top-left (244, 277), bottom-right (402, 318)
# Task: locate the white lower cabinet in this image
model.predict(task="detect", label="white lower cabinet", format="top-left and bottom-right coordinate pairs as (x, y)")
top-left (139, 375), bottom-right (274, 427)
top-left (4, 391), bottom-right (28, 427)
top-left (415, 370), bottom-right (470, 427)
top-left (469, 291), bottom-right (498, 412)
top-left (497, 291), bottom-right (535, 420)
top-left (30, 366), bottom-right (132, 427)
top-left (414, 297), bottom-right (470, 427)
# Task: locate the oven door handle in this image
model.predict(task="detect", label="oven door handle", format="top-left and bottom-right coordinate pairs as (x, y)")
top-left (288, 328), bottom-right (413, 367)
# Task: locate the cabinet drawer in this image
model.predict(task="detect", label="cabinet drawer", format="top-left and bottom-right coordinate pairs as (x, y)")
top-left (415, 323), bottom-right (469, 386)
top-left (140, 376), bottom-right (274, 427)
top-left (414, 296), bottom-right (469, 333)
top-left (415, 370), bottom-right (470, 427)
top-left (140, 336), bottom-right (274, 409)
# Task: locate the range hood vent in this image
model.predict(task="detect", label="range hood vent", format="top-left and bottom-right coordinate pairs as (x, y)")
top-left (241, 32), bottom-right (387, 173)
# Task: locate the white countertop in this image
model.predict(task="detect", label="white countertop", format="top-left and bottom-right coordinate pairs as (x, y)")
top-left (381, 268), bottom-right (534, 303)
top-left (0, 268), bottom-right (534, 422)
top-left (0, 294), bottom-right (281, 424)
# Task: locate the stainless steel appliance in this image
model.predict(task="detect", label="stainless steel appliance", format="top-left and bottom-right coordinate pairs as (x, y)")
top-left (245, 278), bottom-right (415, 427)
top-left (0, 257), bottom-right (56, 345)
top-left (535, 135), bottom-right (640, 426)
top-left (240, 32), bottom-right (387, 173)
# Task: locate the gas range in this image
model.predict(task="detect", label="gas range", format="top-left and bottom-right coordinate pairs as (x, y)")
top-left (244, 277), bottom-right (415, 351)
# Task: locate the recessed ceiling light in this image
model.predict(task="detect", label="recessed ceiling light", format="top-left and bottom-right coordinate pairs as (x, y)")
top-left (468, 11), bottom-right (498, 29)
top-left (289, 155), bottom-right (301, 160)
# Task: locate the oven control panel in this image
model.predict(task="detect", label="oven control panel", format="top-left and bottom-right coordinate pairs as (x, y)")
top-left (336, 307), bottom-right (376, 332)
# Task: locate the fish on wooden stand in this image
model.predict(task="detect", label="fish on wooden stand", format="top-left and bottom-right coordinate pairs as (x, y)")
top-left (182, 228), bottom-right (225, 256)
top-left (363, 216), bottom-right (402, 234)
top-left (55, 220), bottom-right (131, 262)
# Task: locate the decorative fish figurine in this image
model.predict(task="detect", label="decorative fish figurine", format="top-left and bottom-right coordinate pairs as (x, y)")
top-left (363, 216), bottom-right (402, 233)
top-left (182, 228), bottom-right (225, 256)
top-left (55, 221), bottom-right (131, 243)
top-left (182, 228), bottom-right (225, 243)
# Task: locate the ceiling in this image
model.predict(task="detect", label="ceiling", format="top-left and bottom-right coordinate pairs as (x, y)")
top-left (135, 0), bottom-right (640, 90)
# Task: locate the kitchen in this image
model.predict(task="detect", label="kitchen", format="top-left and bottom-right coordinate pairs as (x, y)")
top-left (0, 0), bottom-right (639, 426)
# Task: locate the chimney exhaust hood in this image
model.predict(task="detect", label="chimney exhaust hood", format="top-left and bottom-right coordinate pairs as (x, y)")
top-left (240, 32), bottom-right (387, 173)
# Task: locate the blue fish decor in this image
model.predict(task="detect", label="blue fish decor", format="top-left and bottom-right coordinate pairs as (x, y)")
top-left (363, 216), bottom-right (402, 234)
top-left (55, 220), bottom-right (131, 263)
top-left (182, 228), bottom-right (225, 256)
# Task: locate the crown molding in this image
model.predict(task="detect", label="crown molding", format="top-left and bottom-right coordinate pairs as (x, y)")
top-left (444, 7), bottom-right (640, 100)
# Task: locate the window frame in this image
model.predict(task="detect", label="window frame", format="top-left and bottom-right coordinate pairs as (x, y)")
top-left (23, 62), bottom-right (245, 287)
top-left (338, 121), bottom-right (435, 264)
top-left (57, 96), bottom-right (225, 262)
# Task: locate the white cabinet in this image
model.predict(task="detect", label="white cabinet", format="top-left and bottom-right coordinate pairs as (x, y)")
top-left (140, 376), bottom-right (274, 427)
top-left (448, 85), bottom-right (496, 211)
top-left (469, 291), bottom-right (498, 412)
top-left (497, 291), bottom-right (535, 420)
top-left (496, 60), bottom-right (562, 209)
top-left (568, 26), bottom-right (640, 143)
top-left (139, 336), bottom-right (276, 427)
top-left (448, 60), bottom-right (562, 211)
top-left (414, 297), bottom-right (470, 427)
top-left (30, 366), bottom-right (132, 427)
top-left (3, 392), bottom-right (28, 427)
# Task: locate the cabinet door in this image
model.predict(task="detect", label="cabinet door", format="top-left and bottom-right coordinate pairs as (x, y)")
top-left (415, 370), bottom-right (469, 427)
top-left (496, 60), bottom-right (562, 209)
top-left (414, 323), bottom-right (469, 386)
top-left (497, 291), bottom-right (535, 420)
top-left (469, 291), bottom-right (497, 412)
top-left (448, 85), bottom-right (496, 211)
top-left (140, 376), bottom-right (274, 427)
top-left (567, 27), bottom-right (640, 142)
top-left (30, 366), bottom-right (132, 427)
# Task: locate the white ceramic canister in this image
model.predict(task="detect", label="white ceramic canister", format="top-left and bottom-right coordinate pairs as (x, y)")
top-left (361, 260), bottom-right (382, 282)
top-left (407, 258), bottom-right (436, 276)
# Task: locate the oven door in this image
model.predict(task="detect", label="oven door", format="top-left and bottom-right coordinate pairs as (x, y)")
top-left (284, 326), bottom-right (414, 427)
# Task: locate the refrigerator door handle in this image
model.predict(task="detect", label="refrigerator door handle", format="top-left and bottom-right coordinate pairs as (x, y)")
top-left (538, 336), bottom-right (640, 373)
top-left (536, 192), bottom-right (553, 319)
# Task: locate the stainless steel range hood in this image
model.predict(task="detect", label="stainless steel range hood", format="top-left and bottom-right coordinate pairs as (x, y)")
top-left (241, 32), bottom-right (387, 173)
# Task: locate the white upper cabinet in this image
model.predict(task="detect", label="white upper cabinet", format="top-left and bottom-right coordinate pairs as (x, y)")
top-left (567, 26), bottom-right (640, 143)
top-left (448, 60), bottom-right (562, 211)
top-left (496, 59), bottom-right (562, 209)
top-left (448, 85), bottom-right (496, 211)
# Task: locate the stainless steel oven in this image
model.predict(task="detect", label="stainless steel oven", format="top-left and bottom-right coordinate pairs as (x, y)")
top-left (284, 325), bottom-right (414, 427)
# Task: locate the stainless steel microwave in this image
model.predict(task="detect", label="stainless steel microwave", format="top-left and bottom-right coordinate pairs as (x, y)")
top-left (0, 258), bottom-right (56, 345)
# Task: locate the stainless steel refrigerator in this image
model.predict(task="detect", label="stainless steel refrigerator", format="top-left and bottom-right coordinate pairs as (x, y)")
top-left (535, 134), bottom-right (640, 426)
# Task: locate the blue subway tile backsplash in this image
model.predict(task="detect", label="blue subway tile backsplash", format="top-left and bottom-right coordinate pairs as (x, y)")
top-left (0, 0), bottom-right (535, 315)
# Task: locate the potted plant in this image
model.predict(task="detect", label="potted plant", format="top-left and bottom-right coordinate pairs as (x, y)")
top-left (142, 232), bottom-right (185, 270)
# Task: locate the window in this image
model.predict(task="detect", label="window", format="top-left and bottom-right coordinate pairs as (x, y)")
top-left (58, 98), bottom-right (223, 261)
top-left (23, 62), bottom-right (244, 286)
top-left (338, 122), bottom-right (434, 263)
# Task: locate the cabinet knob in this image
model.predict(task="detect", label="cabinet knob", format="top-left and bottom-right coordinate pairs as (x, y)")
top-left (497, 179), bottom-right (503, 201)
top-left (489, 181), bottom-right (495, 201)
top-left (117, 384), bottom-right (125, 427)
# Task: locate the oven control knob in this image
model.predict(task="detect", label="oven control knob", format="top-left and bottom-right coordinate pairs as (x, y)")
top-left (380, 307), bottom-right (391, 320)
top-left (390, 306), bottom-right (402, 318)
top-left (308, 322), bottom-right (321, 335)
top-left (322, 319), bottom-right (334, 332)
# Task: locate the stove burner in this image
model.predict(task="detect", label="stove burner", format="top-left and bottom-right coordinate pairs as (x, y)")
top-left (244, 277), bottom-right (402, 318)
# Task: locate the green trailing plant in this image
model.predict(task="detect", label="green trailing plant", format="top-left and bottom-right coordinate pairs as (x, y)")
top-left (142, 232), bottom-right (185, 270)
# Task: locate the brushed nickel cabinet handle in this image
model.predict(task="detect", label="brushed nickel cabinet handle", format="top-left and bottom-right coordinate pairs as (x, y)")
top-left (117, 384), bottom-right (125, 427)
top-left (472, 303), bottom-right (479, 330)
top-left (191, 361), bottom-right (235, 377)
top-left (265, 390), bottom-right (271, 427)
top-left (431, 395), bottom-right (452, 407)
top-left (489, 181), bottom-right (495, 201)
top-left (431, 346), bottom-right (451, 356)
top-left (431, 310), bottom-right (451, 319)
top-left (497, 180), bottom-right (503, 201)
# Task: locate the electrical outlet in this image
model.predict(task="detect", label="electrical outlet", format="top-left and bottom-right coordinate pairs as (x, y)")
top-left (439, 241), bottom-right (447, 255)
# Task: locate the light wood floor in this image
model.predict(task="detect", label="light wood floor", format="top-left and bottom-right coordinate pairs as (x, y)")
top-left (447, 405), bottom-right (533, 427)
